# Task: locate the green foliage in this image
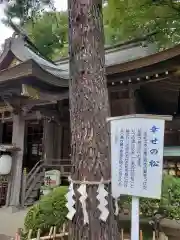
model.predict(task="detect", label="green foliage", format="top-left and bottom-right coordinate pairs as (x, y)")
top-left (25, 11), bottom-right (68, 59)
top-left (3, 0), bottom-right (180, 60)
top-left (104, 0), bottom-right (180, 48)
top-left (3, 0), bottom-right (53, 25)
top-left (24, 186), bottom-right (68, 237)
top-left (22, 175), bottom-right (180, 238)
top-left (119, 175), bottom-right (180, 219)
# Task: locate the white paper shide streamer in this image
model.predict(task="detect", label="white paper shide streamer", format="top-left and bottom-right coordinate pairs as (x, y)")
top-left (65, 181), bottom-right (76, 220)
top-left (114, 198), bottom-right (119, 216)
top-left (78, 184), bottom-right (89, 224)
top-left (97, 183), bottom-right (109, 222)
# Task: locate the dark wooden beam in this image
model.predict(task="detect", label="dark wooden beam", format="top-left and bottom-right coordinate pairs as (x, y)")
top-left (166, 119), bottom-right (180, 130)
top-left (21, 84), bottom-right (69, 101)
top-left (40, 90), bottom-right (69, 101)
top-left (107, 68), bottom-right (173, 83)
top-left (108, 75), bottom-right (170, 92)
top-left (128, 86), bottom-right (136, 114)
top-left (23, 111), bottom-right (69, 126)
top-left (2, 90), bottom-right (69, 115)
top-left (38, 108), bottom-right (69, 125)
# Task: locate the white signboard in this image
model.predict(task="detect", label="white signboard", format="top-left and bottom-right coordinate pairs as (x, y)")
top-left (44, 170), bottom-right (61, 187)
top-left (110, 117), bottom-right (165, 199)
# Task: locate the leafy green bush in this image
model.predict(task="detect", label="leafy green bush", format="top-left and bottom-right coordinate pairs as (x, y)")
top-left (22, 175), bottom-right (180, 238)
top-left (160, 175), bottom-right (180, 219)
top-left (24, 186), bottom-right (68, 237)
top-left (119, 175), bottom-right (180, 219)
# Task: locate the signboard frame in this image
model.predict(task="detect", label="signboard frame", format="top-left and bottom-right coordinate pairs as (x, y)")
top-left (107, 114), bottom-right (172, 240)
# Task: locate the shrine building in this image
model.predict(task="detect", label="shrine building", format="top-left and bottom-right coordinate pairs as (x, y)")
top-left (0, 26), bottom-right (179, 210)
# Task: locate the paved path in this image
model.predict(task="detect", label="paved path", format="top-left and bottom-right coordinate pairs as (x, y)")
top-left (0, 235), bottom-right (14, 240)
top-left (0, 208), bottom-right (28, 237)
top-left (0, 235), bottom-right (13, 240)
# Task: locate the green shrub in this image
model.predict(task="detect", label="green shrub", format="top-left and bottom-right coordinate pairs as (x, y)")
top-left (24, 186), bottom-right (68, 237)
top-left (160, 175), bottom-right (180, 219)
top-left (23, 175), bottom-right (180, 238)
top-left (119, 175), bottom-right (180, 219)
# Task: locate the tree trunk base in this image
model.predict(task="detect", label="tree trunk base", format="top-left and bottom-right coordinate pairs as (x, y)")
top-left (68, 185), bottom-right (119, 240)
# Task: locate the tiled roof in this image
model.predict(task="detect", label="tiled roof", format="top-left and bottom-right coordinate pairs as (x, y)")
top-left (9, 37), bottom-right (69, 80)
top-left (55, 43), bottom-right (157, 78)
top-left (0, 35), bottom-right (157, 81)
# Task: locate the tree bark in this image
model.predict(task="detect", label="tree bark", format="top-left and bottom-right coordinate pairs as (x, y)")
top-left (68, 0), bottom-right (119, 239)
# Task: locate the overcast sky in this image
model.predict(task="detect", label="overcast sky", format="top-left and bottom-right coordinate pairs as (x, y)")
top-left (0, 0), bottom-right (67, 46)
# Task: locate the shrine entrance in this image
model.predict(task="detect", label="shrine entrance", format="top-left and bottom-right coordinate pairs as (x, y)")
top-left (23, 120), bottom-right (43, 172)
top-left (0, 120), bottom-right (43, 207)
top-left (1, 120), bottom-right (43, 173)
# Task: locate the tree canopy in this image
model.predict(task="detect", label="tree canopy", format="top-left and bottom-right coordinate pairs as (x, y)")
top-left (25, 12), bottom-right (68, 59)
top-left (3, 0), bottom-right (53, 24)
top-left (2, 0), bottom-right (180, 59)
top-left (103, 0), bottom-right (180, 49)
top-left (2, 0), bottom-right (68, 59)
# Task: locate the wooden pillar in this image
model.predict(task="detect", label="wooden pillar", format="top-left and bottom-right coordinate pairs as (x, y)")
top-left (110, 88), bottom-right (137, 116)
top-left (43, 119), bottom-right (55, 163)
top-left (0, 122), bottom-right (3, 143)
top-left (128, 87), bottom-right (136, 114)
top-left (108, 89), bottom-right (112, 116)
top-left (54, 124), bottom-right (62, 159)
top-left (8, 114), bottom-right (25, 208)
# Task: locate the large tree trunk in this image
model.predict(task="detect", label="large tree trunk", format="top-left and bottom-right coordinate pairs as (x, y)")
top-left (68, 0), bottom-right (119, 239)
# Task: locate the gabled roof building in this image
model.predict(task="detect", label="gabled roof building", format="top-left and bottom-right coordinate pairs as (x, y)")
top-left (0, 28), bottom-right (178, 210)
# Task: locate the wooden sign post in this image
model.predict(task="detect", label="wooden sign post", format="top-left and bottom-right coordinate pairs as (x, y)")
top-left (108, 114), bottom-right (172, 240)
